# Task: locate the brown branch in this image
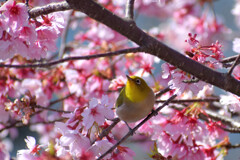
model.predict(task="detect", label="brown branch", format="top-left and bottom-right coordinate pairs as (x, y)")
top-left (98, 118), bottom-right (120, 140)
top-left (223, 143), bottom-right (240, 149)
top-left (155, 86), bottom-right (172, 99)
top-left (221, 55), bottom-right (239, 64)
top-left (97, 94), bottom-right (177, 160)
top-left (28, 1), bottom-right (71, 18)
top-left (26, 118), bottom-right (66, 125)
top-left (219, 126), bottom-right (240, 133)
top-left (49, 93), bottom-right (74, 106)
top-left (125, 0), bottom-right (135, 20)
top-left (26, 0), bottom-right (240, 95)
top-left (228, 54), bottom-right (240, 75)
top-left (0, 47), bottom-right (143, 68)
top-left (34, 105), bottom-right (71, 113)
top-left (65, 0), bottom-right (240, 96)
top-left (156, 98), bottom-right (219, 103)
top-left (0, 121), bottom-right (20, 133)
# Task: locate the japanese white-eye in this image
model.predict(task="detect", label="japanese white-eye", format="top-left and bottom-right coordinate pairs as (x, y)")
top-left (116, 75), bottom-right (155, 127)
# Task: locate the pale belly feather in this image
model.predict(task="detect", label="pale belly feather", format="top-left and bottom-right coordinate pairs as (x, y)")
top-left (116, 91), bottom-right (155, 122)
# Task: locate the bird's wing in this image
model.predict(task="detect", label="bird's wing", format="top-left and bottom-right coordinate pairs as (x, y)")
top-left (115, 87), bottom-right (125, 108)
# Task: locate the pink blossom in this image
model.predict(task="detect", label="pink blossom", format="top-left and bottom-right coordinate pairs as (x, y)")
top-left (0, 39), bottom-right (27, 60)
top-left (0, 102), bottom-right (10, 123)
top-left (168, 71), bottom-right (206, 95)
top-left (206, 121), bottom-right (228, 140)
top-left (76, 23), bottom-right (125, 46)
top-left (233, 38), bottom-right (240, 53)
top-left (112, 146), bottom-right (135, 160)
top-left (36, 26), bottom-right (58, 52)
top-left (82, 95), bottom-right (114, 130)
top-left (185, 33), bottom-right (199, 47)
top-left (18, 25), bottom-right (37, 44)
top-left (0, 0), bottom-right (28, 30)
top-left (109, 75), bottom-right (126, 90)
top-left (220, 93), bottom-right (240, 113)
top-left (0, 15), bottom-right (7, 38)
top-left (233, 65), bottom-right (240, 80)
top-left (36, 12), bottom-right (65, 35)
top-left (29, 0), bottom-right (63, 7)
top-left (63, 69), bottom-right (83, 96)
top-left (59, 130), bottom-right (91, 158)
top-left (17, 152), bottom-right (35, 160)
top-left (0, 142), bottom-right (10, 160)
top-left (21, 79), bottom-right (49, 107)
top-left (90, 139), bottom-right (113, 159)
top-left (17, 136), bottom-right (41, 156)
top-left (232, 2), bottom-right (240, 27)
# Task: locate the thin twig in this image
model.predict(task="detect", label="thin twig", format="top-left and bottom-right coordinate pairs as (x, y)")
top-left (228, 54), bottom-right (240, 75)
top-left (26, 118), bottom-right (67, 125)
top-left (34, 105), bottom-right (71, 113)
top-left (98, 118), bottom-right (120, 140)
top-left (49, 93), bottom-right (75, 106)
top-left (156, 98), bottom-right (219, 104)
top-left (219, 126), bottom-right (240, 133)
top-left (59, 10), bottom-right (73, 58)
top-left (223, 143), bottom-right (240, 149)
top-left (0, 47), bottom-right (144, 68)
top-left (155, 86), bottom-right (172, 99)
top-left (0, 121), bottom-right (20, 133)
top-left (97, 94), bottom-right (177, 160)
top-left (221, 55), bottom-right (239, 64)
top-left (125, 0), bottom-right (135, 20)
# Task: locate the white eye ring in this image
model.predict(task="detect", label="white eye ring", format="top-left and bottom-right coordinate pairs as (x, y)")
top-left (136, 79), bottom-right (141, 85)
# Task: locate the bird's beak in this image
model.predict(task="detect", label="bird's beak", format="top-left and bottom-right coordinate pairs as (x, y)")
top-left (126, 75), bottom-right (133, 81)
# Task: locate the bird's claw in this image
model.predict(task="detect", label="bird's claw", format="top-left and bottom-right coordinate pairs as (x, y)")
top-left (124, 121), bottom-right (135, 135)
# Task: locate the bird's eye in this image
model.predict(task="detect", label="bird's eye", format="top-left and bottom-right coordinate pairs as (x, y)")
top-left (136, 79), bottom-right (141, 85)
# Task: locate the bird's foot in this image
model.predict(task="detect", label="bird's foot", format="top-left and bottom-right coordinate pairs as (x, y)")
top-left (124, 121), bottom-right (135, 135)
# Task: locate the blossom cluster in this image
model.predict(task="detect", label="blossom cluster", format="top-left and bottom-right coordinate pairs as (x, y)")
top-left (0, 0), bottom-right (64, 60)
top-left (0, 0), bottom-right (239, 160)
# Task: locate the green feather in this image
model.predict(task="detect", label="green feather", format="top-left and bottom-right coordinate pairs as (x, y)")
top-left (116, 87), bottom-right (125, 108)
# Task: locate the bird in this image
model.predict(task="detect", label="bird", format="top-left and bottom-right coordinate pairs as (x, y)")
top-left (115, 75), bottom-right (155, 130)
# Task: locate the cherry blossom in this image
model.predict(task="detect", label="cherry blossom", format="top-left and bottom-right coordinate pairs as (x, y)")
top-left (0, 0), bottom-right (28, 30)
top-left (90, 139), bottom-right (113, 159)
top-left (17, 136), bottom-right (41, 156)
top-left (82, 95), bottom-right (114, 130)
top-left (220, 93), bottom-right (240, 113)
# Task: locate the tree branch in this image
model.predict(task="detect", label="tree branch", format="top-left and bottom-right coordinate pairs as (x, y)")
top-left (228, 54), bottom-right (240, 75)
top-left (34, 105), bottom-right (71, 113)
top-left (97, 94), bottom-right (177, 160)
top-left (28, 1), bottom-right (71, 18)
top-left (125, 0), bottom-right (135, 20)
top-left (224, 143), bottom-right (240, 149)
top-left (26, 0), bottom-right (240, 95)
top-left (155, 85), bottom-right (172, 99)
top-left (156, 98), bottom-right (219, 103)
top-left (49, 93), bottom-right (74, 106)
top-left (65, 0), bottom-right (240, 96)
top-left (0, 47), bottom-right (143, 68)
top-left (221, 55), bottom-right (239, 64)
